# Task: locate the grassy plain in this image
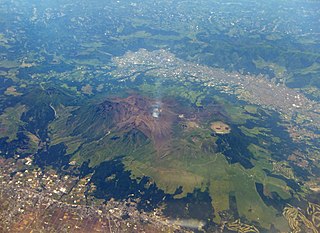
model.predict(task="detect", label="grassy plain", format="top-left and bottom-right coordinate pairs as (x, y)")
top-left (0, 104), bottom-right (26, 142)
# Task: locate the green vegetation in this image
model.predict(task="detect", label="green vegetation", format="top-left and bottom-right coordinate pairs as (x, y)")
top-left (239, 126), bottom-right (271, 137)
top-left (244, 105), bottom-right (258, 114)
top-left (118, 30), bottom-right (183, 42)
top-left (212, 96), bottom-right (258, 124)
top-left (49, 105), bottom-right (83, 154)
top-left (0, 104), bottom-right (26, 142)
top-left (0, 33), bottom-right (13, 49)
top-left (240, 126), bottom-right (281, 143)
top-left (254, 57), bottom-right (287, 78)
top-left (125, 144), bottom-right (290, 230)
top-left (0, 60), bottom-right (19, 69)
top-left (139, 81), bottom-right (206, 107)
top-left (25, 132), bottom-right (40, 154)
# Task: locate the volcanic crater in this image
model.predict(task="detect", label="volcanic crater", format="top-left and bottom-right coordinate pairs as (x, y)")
top-left (98, 95), bottom-right (176, 154)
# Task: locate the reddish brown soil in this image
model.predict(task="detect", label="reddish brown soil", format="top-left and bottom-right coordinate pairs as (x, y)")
top-left (100, 95), bottom-right (176, 156)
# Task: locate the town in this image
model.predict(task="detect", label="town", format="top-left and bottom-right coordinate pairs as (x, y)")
top-left (0, 156), bottom-right (187, 232)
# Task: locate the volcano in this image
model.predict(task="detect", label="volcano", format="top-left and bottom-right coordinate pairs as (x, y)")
top-left (97, 95), bottom-right (176, 154)
top-left (61, 93), bottom-right (227, 163)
